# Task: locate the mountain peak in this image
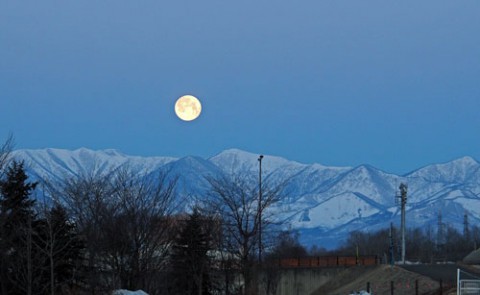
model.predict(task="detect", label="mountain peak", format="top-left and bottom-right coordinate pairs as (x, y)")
top-left (405, 155), bottom-right (480, 183)
top-left (211, 148), bottom-right (259, 159)
top-left (99, 149), bottom-right (126, 157)
top-left (209, 148), bottom-right (310, 175)
top-left (451, 156), bottom-right (479, 166)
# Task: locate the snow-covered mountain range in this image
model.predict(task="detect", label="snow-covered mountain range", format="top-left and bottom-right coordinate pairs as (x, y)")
top-left (11, 148), bottom-right (480, 249)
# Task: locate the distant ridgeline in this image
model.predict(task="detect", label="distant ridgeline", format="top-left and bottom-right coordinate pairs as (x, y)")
top-left (12, 147), bottom-right (480, 249)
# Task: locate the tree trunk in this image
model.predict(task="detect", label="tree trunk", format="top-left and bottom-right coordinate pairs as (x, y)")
top-left (0, 256), bottom-right (7, 295)
top-left (27, 217), bottom-right (32, 295)
top-left (50, 246), bottom-right (55, 295)
top-left (197, 273), bottom-right (203, 295)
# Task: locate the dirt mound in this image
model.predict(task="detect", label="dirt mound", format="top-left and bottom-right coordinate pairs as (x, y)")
top-left (311, 265), bottom-right (441, 295)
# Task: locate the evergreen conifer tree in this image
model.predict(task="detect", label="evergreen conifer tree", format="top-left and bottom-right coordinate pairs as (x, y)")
top-left (0, 160), bottom-right (38, 294)
top-left (170, 209), bottom-right (214, 295)
top-left (0, 160), bottom-right (37, 228)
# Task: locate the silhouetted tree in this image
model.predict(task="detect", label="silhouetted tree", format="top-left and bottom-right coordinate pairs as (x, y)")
top-left (170, 208), bottom-right (216, 295)
top-left (48, 167), bottom-right (178, 294)
top-left (0, 134), bottom-right (13, 178)
top-left (269, 230), bottom-right (307, 259)
top-left (0, 160), bottom-right (39, 295)
top-left (34, 203), bottom-right (84, 295)
top-left (105, 168), bottom-right (178, 293)
top-left (50, 169), bottom-right (114, 294)
top-left (262, 230), bottom-right (307, 295)
top-left (206, 173), bottom-right (284, 295)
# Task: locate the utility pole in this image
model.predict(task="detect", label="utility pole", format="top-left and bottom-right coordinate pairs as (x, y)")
top-left (396, 183), bottom-right (408, 264)
top-left (258, 155), bottom-right (264, 264)
top-left (437, 211), bottom-right (445, 250)
top-left (464, 211), bottom-right (470, 241)
top-left (389, 222), bottom-right (394, 266)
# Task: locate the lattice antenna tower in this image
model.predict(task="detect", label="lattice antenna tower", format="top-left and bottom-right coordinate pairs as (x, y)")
top-left (395, 183), bottom-right (408, 264)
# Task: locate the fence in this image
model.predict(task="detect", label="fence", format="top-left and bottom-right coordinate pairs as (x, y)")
top-left (458, 268), bottom-right (480, 295)
top-left (276, 255), bottom-right (379, 268)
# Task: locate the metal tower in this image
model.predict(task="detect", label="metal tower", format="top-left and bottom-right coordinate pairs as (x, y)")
top-left (396, 183), bottom-right (408, 264)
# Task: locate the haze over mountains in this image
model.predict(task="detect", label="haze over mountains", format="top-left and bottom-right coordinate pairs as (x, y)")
top-left (11, 148), bottom-right (480, 249)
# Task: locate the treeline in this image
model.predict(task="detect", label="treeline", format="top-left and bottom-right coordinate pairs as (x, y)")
top-left (325, 224), bottom-right (480, 263)
top-left (0, 137), bottom-right (294, 295)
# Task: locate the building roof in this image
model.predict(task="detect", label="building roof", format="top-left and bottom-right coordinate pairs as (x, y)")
top-left (463, 249), bottom-right (480, 264)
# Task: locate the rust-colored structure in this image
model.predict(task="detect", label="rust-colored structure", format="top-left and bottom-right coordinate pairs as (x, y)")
top-left (276, 255), bottom-right (379, 268)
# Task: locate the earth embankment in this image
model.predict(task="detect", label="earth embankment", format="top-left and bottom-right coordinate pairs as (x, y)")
top-left (310, 265), bottom-right (440, 295)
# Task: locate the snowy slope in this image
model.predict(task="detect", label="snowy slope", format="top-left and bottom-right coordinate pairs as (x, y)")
top-left (13, 148), bottom-right (176, 183)
top-left (10, 148), bottom-right (480, 249)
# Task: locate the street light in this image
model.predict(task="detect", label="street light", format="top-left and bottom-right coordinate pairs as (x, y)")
top-left (258, 155), bottom-right (264, 263)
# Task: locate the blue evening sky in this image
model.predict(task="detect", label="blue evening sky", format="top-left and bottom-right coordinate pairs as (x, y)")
top-left (1, 1), bottom-right (479, 174)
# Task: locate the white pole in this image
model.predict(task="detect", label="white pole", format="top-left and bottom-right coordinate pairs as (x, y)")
top-left (457, 268), bottom-right (460, 295)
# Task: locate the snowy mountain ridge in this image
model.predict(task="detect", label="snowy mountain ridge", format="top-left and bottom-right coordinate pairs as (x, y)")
top-left (10, 148), bottom-right (480, 249)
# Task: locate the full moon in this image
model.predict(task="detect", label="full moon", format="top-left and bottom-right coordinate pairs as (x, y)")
top-left (174, 95), bottom-right (202, 121)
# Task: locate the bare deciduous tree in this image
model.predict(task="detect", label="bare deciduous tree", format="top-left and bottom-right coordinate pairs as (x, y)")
top-left (49, 169), bottom-right (115, 294)
top-left (47, 166), bottom-right (179, 294)
top-left (32, 202), bottom-right (83, 295)
top-left (206, 174), bottom-right (283, 295)
top-left (107, 168), bottom-right (178, 293)
top-left (0, 134), bottom-right (14, 176)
